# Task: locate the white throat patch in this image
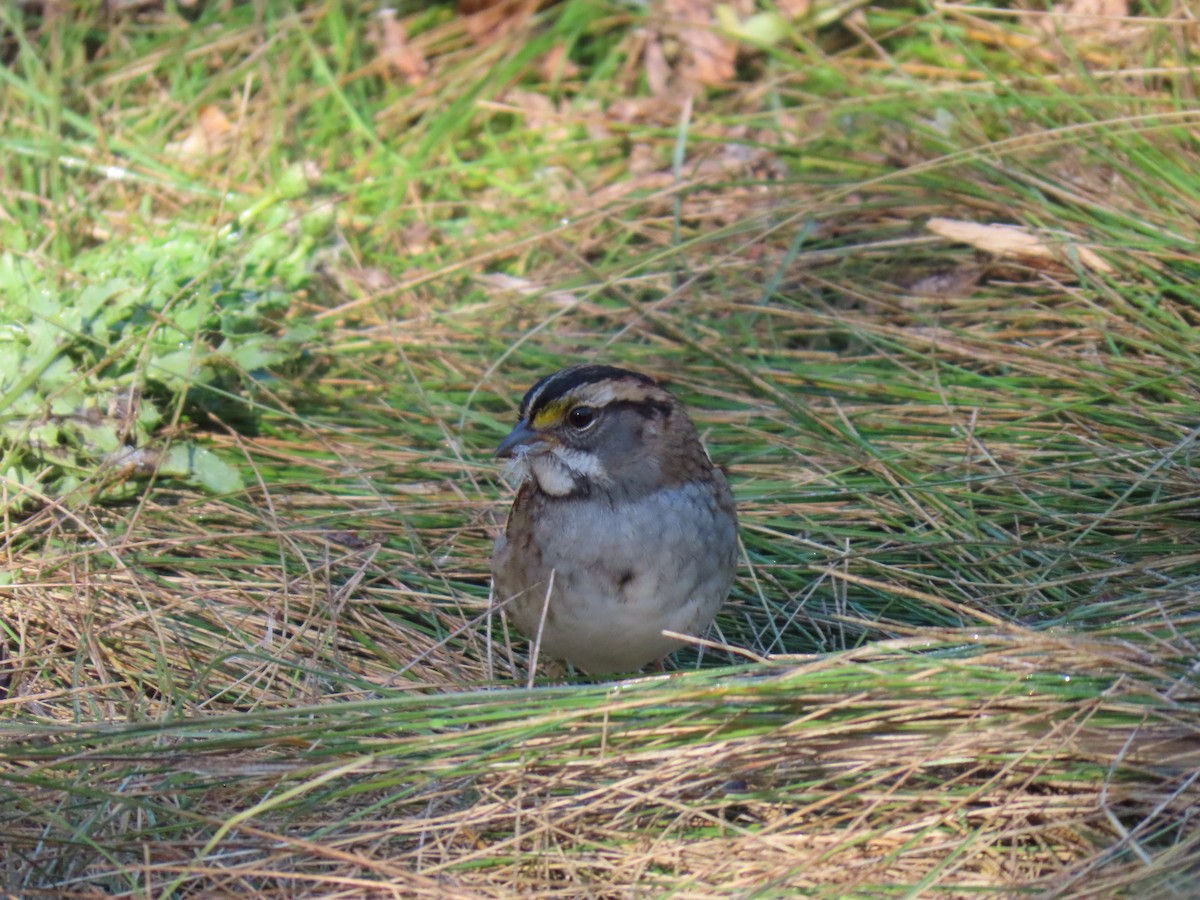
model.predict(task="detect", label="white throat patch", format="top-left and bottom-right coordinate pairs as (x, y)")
top-left (530, 446), bottom-right (609, 496)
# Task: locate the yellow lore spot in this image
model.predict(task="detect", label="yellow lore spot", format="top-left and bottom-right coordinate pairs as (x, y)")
top-left (532, 399), bottom-right (571, 430)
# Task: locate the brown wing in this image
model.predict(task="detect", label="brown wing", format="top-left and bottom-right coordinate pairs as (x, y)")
top-left (491, 480), bottom-right (544, 605)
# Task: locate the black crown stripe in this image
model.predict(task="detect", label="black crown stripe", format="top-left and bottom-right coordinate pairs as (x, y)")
top-left (520, 365), bottom-right (657, 418)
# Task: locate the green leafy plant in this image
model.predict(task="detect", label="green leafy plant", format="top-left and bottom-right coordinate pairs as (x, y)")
top-left (0, 170), bottom-right (330, 510)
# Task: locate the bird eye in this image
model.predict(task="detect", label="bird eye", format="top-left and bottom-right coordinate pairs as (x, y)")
top-left (567, 406), bottom-right (596, 429)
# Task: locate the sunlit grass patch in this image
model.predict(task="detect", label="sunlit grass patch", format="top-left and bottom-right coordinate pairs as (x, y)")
top-left (1, 0), bottom-right (1198, 895)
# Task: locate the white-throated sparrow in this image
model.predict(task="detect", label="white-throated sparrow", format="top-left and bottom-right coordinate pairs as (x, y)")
top-left (491, 365), bottom-right (738, 674)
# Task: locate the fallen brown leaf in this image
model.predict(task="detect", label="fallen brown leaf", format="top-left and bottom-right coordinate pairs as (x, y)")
top-left (165, 104), bottom-right (233, 160)
top-left (502, 89), bottom-right (572, 143)
top-left (662, 0), bottom-right (740, 89)
top-left (460, 0), bottom-right (538, 44)
top-left (1038, 0), bottom-right (1128, 37)
top-left (927, 218), bottom-right (1113, 275)
top-left (538, 43), bottom-right (580, 83)
top-left (369, 9), bottom-right (428, 86)
top-left (476, 273), bottom-right (582, 309)
top-left (776, 0), bottom-right (811, 18)
top-left (1026, 0), bottom-right (1150, 53)
top-left (906, 268), bottom-right (984, 300)
top-left (643, 30), bottom-right (671, 98)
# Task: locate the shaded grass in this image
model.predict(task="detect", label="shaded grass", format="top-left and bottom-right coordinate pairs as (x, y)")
top-left (3, 635), bottom-right (1198, 896)
top-left (2, 0), bottom-right (1199, 895)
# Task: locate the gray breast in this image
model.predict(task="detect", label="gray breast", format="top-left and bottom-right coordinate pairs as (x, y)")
top-left (493, 477), bottom-right (737, 673)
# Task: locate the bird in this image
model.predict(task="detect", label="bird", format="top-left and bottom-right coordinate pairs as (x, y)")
top-left (490, 364), bottom-right (738, 675)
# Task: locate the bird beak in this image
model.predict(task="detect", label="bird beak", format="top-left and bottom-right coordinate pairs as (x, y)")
top-left (495, 419), bottom-right (540, 459)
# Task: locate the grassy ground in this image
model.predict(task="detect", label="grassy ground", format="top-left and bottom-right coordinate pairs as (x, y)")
top-left (1, 0), bottom-right (1198, 895)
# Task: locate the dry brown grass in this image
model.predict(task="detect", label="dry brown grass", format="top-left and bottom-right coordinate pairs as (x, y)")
top-left (3, 629), bottom-right (1197, 896)
top-left (3, 0), bottom-right (1200, 895)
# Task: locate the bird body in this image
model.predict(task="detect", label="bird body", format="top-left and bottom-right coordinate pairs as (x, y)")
top-left (491, 365), bottom-right (737, 674)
